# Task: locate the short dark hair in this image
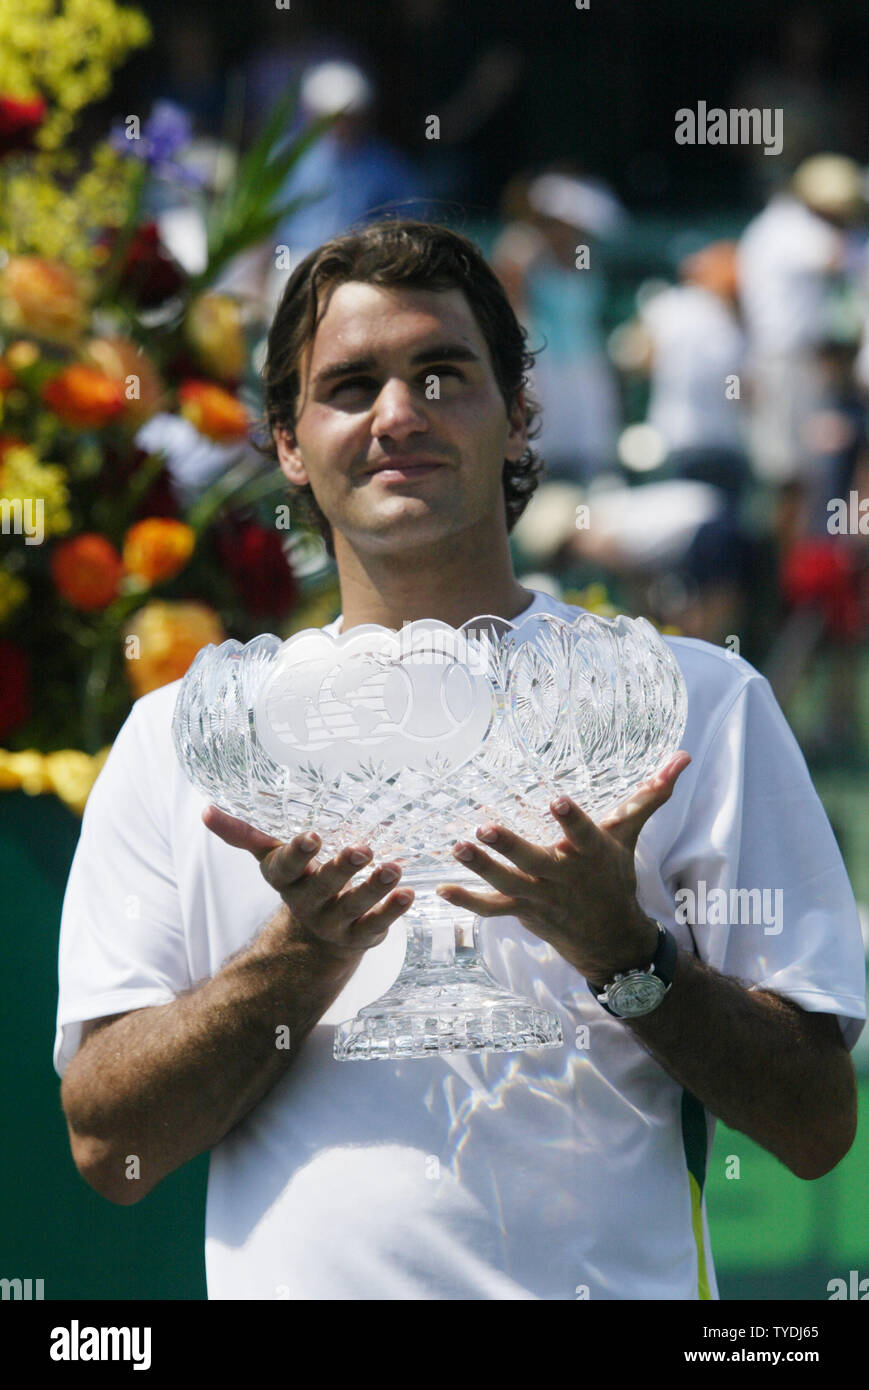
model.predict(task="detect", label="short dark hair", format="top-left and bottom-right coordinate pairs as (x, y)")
top-left (257, 217), bottom-right (544, 555)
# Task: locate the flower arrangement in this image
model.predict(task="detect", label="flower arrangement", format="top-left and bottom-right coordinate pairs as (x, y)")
top-left (0, 0), bottom-right (339, 811)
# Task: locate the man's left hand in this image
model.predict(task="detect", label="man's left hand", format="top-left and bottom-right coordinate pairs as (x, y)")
top-left (436, 751), bottom-right (692, 984)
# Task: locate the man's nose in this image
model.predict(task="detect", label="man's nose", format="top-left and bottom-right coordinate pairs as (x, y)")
top-left (370, 378), bottom-right (429, 440)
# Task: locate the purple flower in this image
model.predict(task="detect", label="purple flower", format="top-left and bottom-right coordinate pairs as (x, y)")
top-left (109, 101), bottom-right (205, 186)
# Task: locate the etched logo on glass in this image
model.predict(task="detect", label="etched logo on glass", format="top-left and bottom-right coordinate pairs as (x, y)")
top-left (254, 622), bottom-right (495, 776)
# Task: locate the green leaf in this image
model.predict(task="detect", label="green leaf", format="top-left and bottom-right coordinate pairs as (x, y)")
top-left (199, 86), bottom-right (338, 289)
top-left (184, 459), bottom-right (285, 535)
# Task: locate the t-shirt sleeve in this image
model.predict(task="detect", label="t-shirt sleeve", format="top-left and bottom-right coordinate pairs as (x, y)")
top-left (661, 666), bottom-right (866, 1050)
top-left (53, 694), bottom-right (190, 1077)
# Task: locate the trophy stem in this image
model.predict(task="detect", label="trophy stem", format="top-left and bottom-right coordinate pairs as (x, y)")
top-left (333, 888), bottom-right (563, 1061)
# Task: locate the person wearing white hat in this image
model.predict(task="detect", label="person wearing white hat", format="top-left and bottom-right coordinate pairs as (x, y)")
top-left (738, 154), bottom-right (865, 485)
top-left (266, 60), bottom-right (426, 310)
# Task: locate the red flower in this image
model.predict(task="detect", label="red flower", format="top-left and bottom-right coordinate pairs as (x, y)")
top-left (0, 641), bottom-right (30, 739)
top-left (51, 534), bottom-right (124, 610)
top-left (0, 94), bottom-right (46, 156)
top-left (103, 222), bottom-right (186, 308)
top-left (100, 445), bottom-right (180, 518)
top-left (781, 539), bottom-right (861, 640)
top-left (216, 518), bottom-right (298, 617)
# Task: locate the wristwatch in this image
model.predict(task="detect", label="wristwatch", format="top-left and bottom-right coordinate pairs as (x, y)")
top-left (587, 923), bottom-right (677, 1018)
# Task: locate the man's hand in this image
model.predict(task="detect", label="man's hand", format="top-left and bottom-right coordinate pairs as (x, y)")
top-left (435, 751), bottom-right (857, 1179)
top-left (435, 752), bottom-right (692, 982)
top-left (202, 807), bottom-right (415, 961)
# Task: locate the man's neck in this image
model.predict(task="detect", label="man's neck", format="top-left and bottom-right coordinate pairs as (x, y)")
top-left (333, 531), bottom-right (533, 632)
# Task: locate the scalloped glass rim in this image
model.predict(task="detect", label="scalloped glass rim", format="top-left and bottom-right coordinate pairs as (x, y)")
top-left (172, 609), bottom-right (687, 876)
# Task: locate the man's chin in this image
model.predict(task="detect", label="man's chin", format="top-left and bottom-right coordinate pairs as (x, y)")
top-left (336, 504), bottom-right (462, 555)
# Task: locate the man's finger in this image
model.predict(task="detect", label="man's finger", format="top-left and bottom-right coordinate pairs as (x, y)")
top-left (452, 840), bottom-right (537, 897)
top-left (290, 847), bottom-right (388, 914)
top-left (435, 883), bottom-right (517, 916)
top-left (470, 823), bottom-right (556, 878)
top-left (548, 795), bottom-right (598, 852)
top-left (602, 751), bottom-right (692, 848)
top-left (344, 887), bottom-right (415, 946)
top-left (202, 805), bottom-right (285, 860)
top-left (326, 860), bottom-right (406, 926)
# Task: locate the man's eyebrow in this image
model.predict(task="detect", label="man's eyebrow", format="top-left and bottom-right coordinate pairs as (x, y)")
top-left (311, 343), bottom-right (482, 387)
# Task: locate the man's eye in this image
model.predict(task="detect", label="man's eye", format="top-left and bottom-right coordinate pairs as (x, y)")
top-left (332, 377), bottom-right (375, 396)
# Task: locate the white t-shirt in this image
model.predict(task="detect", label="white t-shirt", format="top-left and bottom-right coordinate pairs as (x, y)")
top-left (53, 590), bottom-right (866, 1301)
top-left (641, 285), bottom-right (746, 452)
top-left (738, 194), bottom-right (842, 358)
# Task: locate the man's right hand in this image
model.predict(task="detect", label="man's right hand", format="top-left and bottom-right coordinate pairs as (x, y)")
top-left (61, 807), bottom-right (415, 1206)
top-left (202, 806), bottom-right (414, 960)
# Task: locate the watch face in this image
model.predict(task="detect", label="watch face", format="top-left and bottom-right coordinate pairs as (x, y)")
top-left (610, 975), bottom-right (667, 1017)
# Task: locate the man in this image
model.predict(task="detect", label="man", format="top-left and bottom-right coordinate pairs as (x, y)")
top-left (55, 219), bottom-right (865, 1301)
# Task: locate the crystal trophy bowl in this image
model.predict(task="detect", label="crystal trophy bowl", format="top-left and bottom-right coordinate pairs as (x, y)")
top-left (172, 611), bottom-right (687, 1061)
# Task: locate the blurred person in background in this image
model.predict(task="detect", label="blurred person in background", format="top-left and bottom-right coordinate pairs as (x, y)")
top-left (515, 241), bottom-right (754, 645)
top-left (217, 61), bottom-right (430, 319)
top-left (492, 168), bottom-right (623, 484)
top-left (738, 153), bottom-right (865, 487)
top-left (622, 240), bottom-right (749, 494)
top-left (768, 335), bottom-right (868, 761)
top-left (267, 61), bottom-right (428, 294)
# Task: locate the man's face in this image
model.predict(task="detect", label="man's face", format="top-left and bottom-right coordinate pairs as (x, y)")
top-left (275, 281), bottom-right (527, 555)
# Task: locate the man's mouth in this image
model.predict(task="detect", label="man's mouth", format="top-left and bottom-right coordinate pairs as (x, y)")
top-left (362, 457), bottom-right (447, 480)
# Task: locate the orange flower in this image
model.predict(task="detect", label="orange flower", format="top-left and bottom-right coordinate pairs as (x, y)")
top-left (5, 340), bottom-right (39, 372)
top-left (123, 518), bottom-right (195, 586)
top-left (0, 361), bottom-right (16, 391)
top-left (0, 257), bottom-right (87, 344)
top-left (83, 337), bottom-right (166, 425)
top-left (124, 600), bottom-right (225, 697)
top-left (185, 293), bottom-right (246, 381)
top-left (51, 534), bottom-right (124, 610)
top-left (42, 365), bottom-right (126, 430)
top-left (178, 379), bottom-right (249, 441)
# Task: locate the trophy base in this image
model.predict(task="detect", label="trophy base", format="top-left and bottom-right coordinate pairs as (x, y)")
top-left (333, 974), bottom-right (564, 1062)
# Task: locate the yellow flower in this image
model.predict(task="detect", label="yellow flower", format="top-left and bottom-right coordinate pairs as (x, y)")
top-left (185, 294), bottom-right (246, 382)
top-left (0, 443), bottom-right (71, 537)
top-left (124, 600), bottom-right (225, 697)
top-left (0, 0), bottom-right (151, 150)
top-left (0, 255), bottom-right (87, 343)
top-left (43, 746), bottom-right (110, 813)
top-left (0, 569), bottom-right (28, 623)
top-left (0, 744), bottom-right (110, 814)
top-left (0, 749), bottom-right (47, 794)
top-left (562, 584), bottom-right (621, 618)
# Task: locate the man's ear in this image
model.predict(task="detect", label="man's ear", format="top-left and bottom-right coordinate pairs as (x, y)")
top-left (274, 427), bottom-right (309, 486)
top-left (505, 389), bottom-right (528, 462)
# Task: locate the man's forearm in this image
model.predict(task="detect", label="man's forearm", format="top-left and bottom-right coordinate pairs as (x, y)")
top-left (622, 945), bottom-right (857, 1179)
top-left (60, 904), bottom-right (357, 1203)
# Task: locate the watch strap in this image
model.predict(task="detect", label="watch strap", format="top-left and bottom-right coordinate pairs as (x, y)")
top-left (588, 923), bottom-right (677, 1016)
